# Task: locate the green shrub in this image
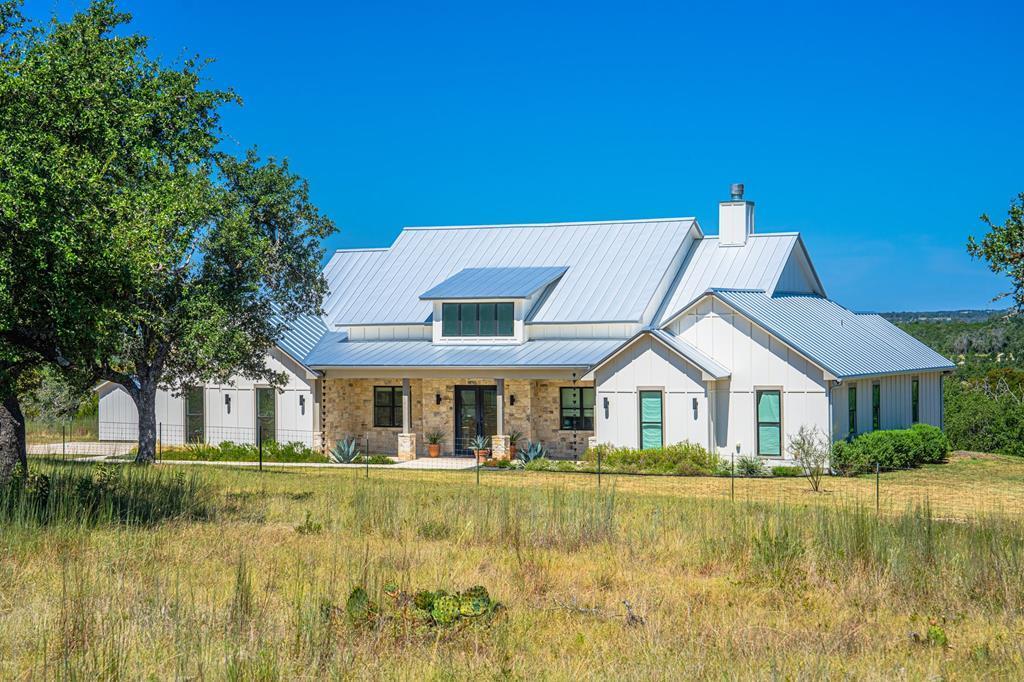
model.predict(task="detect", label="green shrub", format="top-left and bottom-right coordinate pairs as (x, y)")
top-left (166, 440), bottom-right (325, 463)
top-left (735, 455), bottom-right (768, 477)
top-left (351, 455), bottom-right (394, 465)
top-left (911, 423), bottom-right (949, 463)
top-left (856, 429), bottom-right (923, 469)
top-left (830, 440), bottom-right (870, 476)
top-left (582, 441), bottom-right (720, 476)
top-left (770, 465), bottom-right (803, 477)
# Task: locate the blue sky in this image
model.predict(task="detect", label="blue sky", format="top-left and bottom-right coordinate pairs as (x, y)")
top-left (25, 0), bottom-right (1024, 311)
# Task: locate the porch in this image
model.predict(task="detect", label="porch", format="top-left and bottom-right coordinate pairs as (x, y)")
top-left (320, 375), bottom-right (595, 460)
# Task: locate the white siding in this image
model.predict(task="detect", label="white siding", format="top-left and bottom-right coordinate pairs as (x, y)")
top-left (594, 337), bottom-right (710, 450)
top-left (97, 348), bottom-right (319, 446)
top-left (347, 325), bottom-right (432, 341)
top-left (527, 323), bottom-right (639, 340)
top-left (831, 371), bottom-right (944, 440)
top-left (667, 298), bottom-right (829, 461)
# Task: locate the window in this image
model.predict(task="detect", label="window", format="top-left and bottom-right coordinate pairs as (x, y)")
top-left (560, 387), bottom-right (596, 430)
top-left (639, 390), bottom-right (663, 449)
top-left (441, 302), bottom-right (514, 337)
top-left (373, 386), bottom-right (403, 427)
top-left (185, 387), bottom-right (204, 443)
top-left (847, 386), bottom-right (857, 439)
top-left (756, 390), bottom-right (782, 457)
top-left (872, 382), bottom-right (881, 431)
top-left (911, 377), bottom-right (920, 424)
top-left (256, 387), bottom-right (276, 443)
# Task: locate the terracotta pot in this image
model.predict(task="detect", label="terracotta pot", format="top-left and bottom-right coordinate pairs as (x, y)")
top-left (475, 449), bottom-right (489, 463)
top-left (428, 443), bottom-right (441, 458)
top-left (508, 444), bottom-right (517, 460)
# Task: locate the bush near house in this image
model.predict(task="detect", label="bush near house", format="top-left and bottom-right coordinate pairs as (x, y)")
top-left (544, 442), bottom-right (724, 476)
top-left (159, 441), bottom-right (327, 463)
top-left (830, 424), bottom-right (950, 476)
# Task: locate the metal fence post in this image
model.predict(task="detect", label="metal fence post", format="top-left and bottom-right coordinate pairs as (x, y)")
top-left (62, 424), bottom-right (66, 462)
top-left (875, 461), bottom-right (880, 515)
top-left (597, 447), bottom-right (602, 490)
top-left (159, 422), bottom-right (162, 462)
top-left (258, 423), bottom-right (263, 472)
top-left (731, 452), bottom-right (735, 502)
top-left (476, 456), bottom-right (480, 486)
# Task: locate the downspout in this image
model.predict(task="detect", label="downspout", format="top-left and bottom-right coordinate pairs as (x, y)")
top-left (707, 380), bottom-right (716, 454)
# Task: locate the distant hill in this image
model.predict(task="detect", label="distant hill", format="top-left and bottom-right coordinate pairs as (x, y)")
top-left (879, 309), bottom-right (1007, 324)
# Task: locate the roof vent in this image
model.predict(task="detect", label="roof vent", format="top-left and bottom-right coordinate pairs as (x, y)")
top-left (719, 183), bottom-right (755, 246)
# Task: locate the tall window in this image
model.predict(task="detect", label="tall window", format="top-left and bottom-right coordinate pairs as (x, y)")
top-left (441, 302), bottom-right (514, 337)
top-left (256, 387), bottom-right (276, 443)
top-left (911, 377), bottom-right (920, 424)
top-left (871, 383), bottom-right (881, 431)
top-left (639, 390), bottom-right (663, 449)
top-left (373, 386), bottom-right (403, 427)
top-left (560, 387), bottom-right (596, 430)
top-left (847, 386), bottom-right (857, 438)
top-left (756, 390), bottom-right (782, 457)
top-left (185, 387), bottom-right (204, 443)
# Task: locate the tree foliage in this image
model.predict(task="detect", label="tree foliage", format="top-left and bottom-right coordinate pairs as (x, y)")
top-left (968, 193), bottom-right (1024, 312)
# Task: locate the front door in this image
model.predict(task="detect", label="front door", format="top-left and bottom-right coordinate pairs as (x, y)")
top-left (454, 386), bottom-right (497, 455)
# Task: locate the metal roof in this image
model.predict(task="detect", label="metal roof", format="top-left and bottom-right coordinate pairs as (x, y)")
top-left (657, 234), bottom-right (822, 326)
top-left (303, 333), bottom-right (623, 368)
top-left (711, 290), bottom-right (956, 379)
top-left (327, 218), bottom-right (700, 325)
top-left (321, 248), bottom-right (391, 325)
top-left (271, 309), bottom-right (329, 365)
top-left (419, 266), bottom-right (568, 300)
top-left (649, 329), bottom-right (731, 379)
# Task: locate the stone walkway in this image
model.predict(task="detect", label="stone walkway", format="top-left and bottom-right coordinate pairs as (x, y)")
top-left (28, 441), bottom-right (135, 458)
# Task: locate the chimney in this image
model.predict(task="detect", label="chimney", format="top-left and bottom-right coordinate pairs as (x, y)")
top-left (718, 182), bottom-right (755, 246)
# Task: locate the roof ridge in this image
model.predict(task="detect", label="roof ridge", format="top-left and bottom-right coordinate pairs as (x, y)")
top-left (702, 231), bottom-right (802, 239)
top-left (403, 217), bottom-right (697, 231)
top-left (332, 247), bottom-right (390, 253)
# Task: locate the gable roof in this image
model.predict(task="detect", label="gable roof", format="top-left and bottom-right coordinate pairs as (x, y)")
top-left (326, 218), bottom-right (701, 326)
top-left (710, 290), bottom-right (955, 379)
top-left (583, 328), bottom-right (730, 381)
top-left (321, 248), bottom-right (391, 325)
top-left (657, 234), bottom-right (824, 326)
top-left (419, 266), bottom-right (568, 300)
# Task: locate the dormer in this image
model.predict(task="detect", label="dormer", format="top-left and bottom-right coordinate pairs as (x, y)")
top-left (419, 266), bottom-right (567, 345)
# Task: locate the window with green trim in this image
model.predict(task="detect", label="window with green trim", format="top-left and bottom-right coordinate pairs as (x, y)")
top-left (560, 387), bottom-right (595, 430)
top-left (756, 390), bottom-right (782, 457)
top-left (911, 377), bottom-right (919, 424)
top-left (256, 387), bottom-right (276, 444)
top-left (185, 387), bottom-right (204, 443)
top-left (872, 383), bottom-right (881, 431)
top-left (639, 391), bottom-right (663, 449)
top-left (441, 302), bottom-right (514, 337)
top-left (847, 386), bottom-right (857, 438)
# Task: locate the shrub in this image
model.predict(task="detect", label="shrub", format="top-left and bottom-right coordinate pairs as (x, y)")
top-left (735, 455), bottom-right (768, 477)
top-left (911, 423), bottom-right (949, 463)
top-left (771, 465), bottom-right (803, 478)
top-left (582, 441), bottom-right (720, 476)
top-left (830, 440), bottom-right (870, 476)
top-left (351, 455), bottom-right (394, 465)
top-left (788, 425), bottom-right (830, 492)
top-left (329, 438), bottom-right (360, 463)
top-left (854, 429), bottom-right (923, 470)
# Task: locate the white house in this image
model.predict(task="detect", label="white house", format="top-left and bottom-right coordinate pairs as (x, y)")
top-left (98, 184), bottom-right (954, 461)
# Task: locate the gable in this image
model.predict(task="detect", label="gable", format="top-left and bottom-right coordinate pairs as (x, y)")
top-left (771, 237), bottom-right (825, 295)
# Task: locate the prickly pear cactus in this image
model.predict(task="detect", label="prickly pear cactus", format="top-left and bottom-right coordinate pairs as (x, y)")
top-left (430, 594), bottom-right (460, 625)
top-left (459, 595), bottom-right (490, 617)
top-left (413, 590), bottom-right (435, 611)
top-left (462, 585), bottom-right (489, 602)
top-left (345, 586), bottom-right (373, 624)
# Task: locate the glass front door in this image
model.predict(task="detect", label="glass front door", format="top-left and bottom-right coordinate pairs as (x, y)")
top-left (454, 386), bottom-right (497, 455)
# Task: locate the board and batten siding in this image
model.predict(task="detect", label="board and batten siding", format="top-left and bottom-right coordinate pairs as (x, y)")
top-left (830, 371), bottom-right (943, 440)
top-left (97, 348), bottom-right (319, 446)
top-left (667, 297), bottom-right (829, 460)
top-left (593, 336), bottom-right (711, 450)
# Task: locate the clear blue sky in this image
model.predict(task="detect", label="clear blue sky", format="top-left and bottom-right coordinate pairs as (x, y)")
top-left (26, 0), bottom-right (1024, 311)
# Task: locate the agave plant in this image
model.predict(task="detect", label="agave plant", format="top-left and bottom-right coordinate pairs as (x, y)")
top-left (516, 440), bottom-right (547, 464)
top-left (329, 437), bottom-right (361, 463)
top-left (469, 434), bottom-right (490, 453)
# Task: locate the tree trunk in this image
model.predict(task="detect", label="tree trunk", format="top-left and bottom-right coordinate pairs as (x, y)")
top-left (133, 380), bottom-right (158, 464)
top-left (0, 393), bottom-right (27, 483)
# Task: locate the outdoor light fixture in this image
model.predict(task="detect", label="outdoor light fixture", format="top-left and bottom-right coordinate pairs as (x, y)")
top-left (299, 395), bottom-right (305, 415)
top-left (603, 396), bottom-right (609, 418)
top-left (510, 394), bottom-right (516, 406)
top-left (224, 394), bottom-right (231, 414)
top-left (692, 397), bottom-right (698, 419)
top-left (435, 393), bottom-right (442, 405)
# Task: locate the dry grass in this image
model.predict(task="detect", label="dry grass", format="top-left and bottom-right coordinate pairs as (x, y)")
top-left (2, 455), bottom-right (1024, 679)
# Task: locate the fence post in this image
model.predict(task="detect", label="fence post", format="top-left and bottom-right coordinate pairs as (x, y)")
top-left (258, 423), bottom-right (263, 472)
top-left (476, 455), bottom-right (480, 486)
top-left (597, 447), bottom-right (602, 490)
top-left (158, 422), bottom-right (162, 462)
top-left (875, 461), bottom-right (880, 515)
top-left (365, 444), bottom-right (369, 479)
top-left (62, 424), bottom-right (66, 462)
top-left (731, 452), bottom-right (735, 502)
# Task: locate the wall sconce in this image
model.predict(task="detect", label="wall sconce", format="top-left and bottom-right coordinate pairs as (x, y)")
top-left (224, 394), bottom-right (231, 414)
top-left (509, 394), bottom-right (516, 406)
top-left (603, 396), bottom-right (609, 418)
top-left (692, 397), bottom-right (698, 419)
top-left (299, 395), bottom-right (305, 415)
top-left (435, 393), bottom-right (442, 405)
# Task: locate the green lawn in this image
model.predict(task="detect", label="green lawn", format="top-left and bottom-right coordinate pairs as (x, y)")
top-left (2, 453), bottom-right (1023, 678)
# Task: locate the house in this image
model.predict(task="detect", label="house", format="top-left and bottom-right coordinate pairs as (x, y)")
top-left (97, 184), bottom-right (955, 461)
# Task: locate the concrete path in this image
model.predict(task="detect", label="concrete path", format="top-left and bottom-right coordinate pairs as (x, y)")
top-left (28, 441), bottom-right (134, 458)
top-left (59, 454), bottom-right (480, 470)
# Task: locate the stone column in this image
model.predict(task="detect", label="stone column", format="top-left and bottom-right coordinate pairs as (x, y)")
top-left (495, 378), bottom-right (505, 436)
top-left (491, 434), bottom-right (511, 460)
top-left (398, 432), bottom-right (417, 461)
top-left (398, 378), bottom-right (415, 460)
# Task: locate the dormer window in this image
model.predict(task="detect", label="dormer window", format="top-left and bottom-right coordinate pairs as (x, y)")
top-left (441, 302), bottom-right (514, 337)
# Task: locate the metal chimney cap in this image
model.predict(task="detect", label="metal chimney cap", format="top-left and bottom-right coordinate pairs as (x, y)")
top-left (730, 183), bottom-right (744, 201)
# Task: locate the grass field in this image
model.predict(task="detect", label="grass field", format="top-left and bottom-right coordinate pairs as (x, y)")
top-left (2, 453), bottom-right (1024, 679)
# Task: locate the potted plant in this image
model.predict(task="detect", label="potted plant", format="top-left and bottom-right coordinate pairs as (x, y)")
top-left (425, 429), bottom-right (445, 458)
top-left (469, 434), bottom-right (490, 463)
top-left (507, 430), bottom-right (523, 459)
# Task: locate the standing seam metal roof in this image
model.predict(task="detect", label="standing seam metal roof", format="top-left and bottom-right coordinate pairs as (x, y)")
top-left (711, 290), bottom-right (956, 379)
top-left (419, 266), bottom-right (568, 300)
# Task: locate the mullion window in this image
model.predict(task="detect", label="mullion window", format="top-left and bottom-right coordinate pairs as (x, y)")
top-left (872, 383), bottom-right (881, 431)
top-left (756, 389), bottom-right (781, 457)
top-left (441, 301), bottom-right (516, 337)
top-left (560, 387), bottom-right (595, 430)
top-left (911, 378), bottom-right (919, 424)
top-left (374, 386), bottom-right (403, 428)
top-left (848, 386), bottom-right (857, 439)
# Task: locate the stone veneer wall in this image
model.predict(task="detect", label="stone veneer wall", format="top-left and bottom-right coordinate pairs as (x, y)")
top-left (321, 377), bottom-right (594, 458)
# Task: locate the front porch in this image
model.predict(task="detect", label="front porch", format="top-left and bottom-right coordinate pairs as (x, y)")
top-left (320, 375), bottom-right (594, 460)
